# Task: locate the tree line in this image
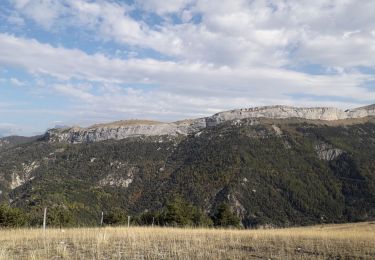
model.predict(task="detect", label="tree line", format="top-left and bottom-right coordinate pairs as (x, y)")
top-left (0, 197), bottom-right (240, 228)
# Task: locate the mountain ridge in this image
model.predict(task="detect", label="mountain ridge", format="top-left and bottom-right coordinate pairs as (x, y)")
top-left (45, 104), bottom-right (375, 144)
top-left (0, 105), bottom-right (374, 227)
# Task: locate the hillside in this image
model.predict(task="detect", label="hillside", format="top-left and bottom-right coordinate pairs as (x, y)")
top-left (0, 135), bottom-right (40, 151)
top-left (0, 105), bottom-right (374, 227)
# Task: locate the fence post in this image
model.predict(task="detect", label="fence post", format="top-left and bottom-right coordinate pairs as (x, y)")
top-left (100, 211), bottom-right (104, 227)
top-left (128, 216), bottom-right (130, 228)
top-left (43, 207), bottom-right (47, 230)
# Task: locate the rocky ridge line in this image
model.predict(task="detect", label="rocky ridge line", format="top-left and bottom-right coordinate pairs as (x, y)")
top-left (45, 104), bottom-right (375, 143)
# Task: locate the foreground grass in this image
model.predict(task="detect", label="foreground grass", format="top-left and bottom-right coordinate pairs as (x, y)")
top-left (0, 222), bottom-right (374, 259)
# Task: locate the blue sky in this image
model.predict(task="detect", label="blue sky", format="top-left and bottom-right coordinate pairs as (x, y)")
top-left (0, 0), bottom-right (375, 136)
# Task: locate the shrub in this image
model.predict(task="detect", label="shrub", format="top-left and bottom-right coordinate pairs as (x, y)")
top-left (213, 203), bottom-right (241, 228)
top-left (0, 204), bottom-right (27, 228)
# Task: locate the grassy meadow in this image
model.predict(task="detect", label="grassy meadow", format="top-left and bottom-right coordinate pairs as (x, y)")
top-left (0, 222), bottom-right (374, 259)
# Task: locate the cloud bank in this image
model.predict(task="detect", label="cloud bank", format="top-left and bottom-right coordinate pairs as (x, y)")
top-left (1, 0), bottom-right (375, 135)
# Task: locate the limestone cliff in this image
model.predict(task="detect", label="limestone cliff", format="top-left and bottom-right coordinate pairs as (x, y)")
top-left (207, 105), bottom-right (375, 126)
top-left (45, 104), bottom-right (375, 143)
top-left (45, 118), bottom-right (207, 143)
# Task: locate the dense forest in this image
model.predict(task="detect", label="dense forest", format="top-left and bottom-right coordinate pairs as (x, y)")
top-left (0, 118), bottom-right (374, 228)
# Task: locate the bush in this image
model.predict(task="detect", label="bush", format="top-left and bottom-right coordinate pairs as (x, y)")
top-left (47, 207), bottom-right (74, 228)
top-left (103, 208), bottom-right (128, 226)
top-left (0, 204), bottom-right (27, 228)
top-left (160, 196), bottom-right (213, 227)
top-left (137, 211), bottom-right (159, 226)
top-left (213, 203), bottom-right (241, 228)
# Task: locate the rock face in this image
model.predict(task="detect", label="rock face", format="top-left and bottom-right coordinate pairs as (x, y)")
top-left (45, 118), bottom-right (207, 143)
top-left (45, 104), bottom-right (375, 143)
top-left (314, 143), bottom-right (343, 161)
top-left (207, 105), bottom-right (375, 126)
top-left (10, 161), bottom-right (39, 190)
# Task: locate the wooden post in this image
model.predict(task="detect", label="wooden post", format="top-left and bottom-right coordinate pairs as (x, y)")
top-left (152, 217), bottom-right (155, 227)
top-left (127, 216), bottom-right (130, 228)
top-left (43, 207), bottom-right (47, 230)
top-left (100, 211), bottom-right (104, 227)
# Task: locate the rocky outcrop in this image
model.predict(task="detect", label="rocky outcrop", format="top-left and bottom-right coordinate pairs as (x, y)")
top-left (45, 104), bottom-right (375, 144)
top-left (314, 143), bottom-right (343, 161)
top-left (45, 118), bottom-right (207, 143)
top-left (207, 105), bottom-right (375, 126)
top-left (10, 161), bottom-right (39, 189)
top-left (98, 162), bottom-right (140, 188)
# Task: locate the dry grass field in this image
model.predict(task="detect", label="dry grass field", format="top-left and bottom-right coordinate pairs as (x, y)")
top-left (0, 222), bottom-right (374, 259)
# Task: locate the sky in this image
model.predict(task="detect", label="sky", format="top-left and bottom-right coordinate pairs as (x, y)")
top-left (0, 0), bottom-right (375, 136)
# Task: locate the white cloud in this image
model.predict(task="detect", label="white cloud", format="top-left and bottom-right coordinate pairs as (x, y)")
top-left (343, 30), bottom-right (361, 40)
top-left (8, 0), bottom-right (375, 69)
top-left (10, 77), bottom-right (25, 86)
top-left (1, 33), bottom-right (373, 103)
top-left (0, 34), bottom-right (375, 100)
top-left (54, 83), bottom-right (96, 103)
top-left (295, 32), bottom-right (375, 68)
top-left (2, 0), bottom-right (375, 130)
top-left (1, 33), bottom-right (373, 128)
top-left (11, 0), bottom-right (375, 70)
top-left (11, 0), bottom-right (67, 29)
top-left (137, 0), bottom-right (194, 15)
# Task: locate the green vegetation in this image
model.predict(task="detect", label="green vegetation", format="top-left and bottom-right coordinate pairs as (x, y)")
top-left (47, 206), bottom-right (75, 228)
top-left (0, 119), bottom-right (374, 228)
top-left (0, 199), bottom-right (239, 228)
top-left (103, 208), bottom-right (129, 226)
top-left (213, 203), bottom-right (241, 228)
top-left (0, 204), bottom-right (26, 227)
top-left (161, 196), bottom-right (213, 227)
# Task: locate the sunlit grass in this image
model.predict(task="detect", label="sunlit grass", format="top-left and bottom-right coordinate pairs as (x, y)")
top-left (0, 222), bottom-right (374, 259)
